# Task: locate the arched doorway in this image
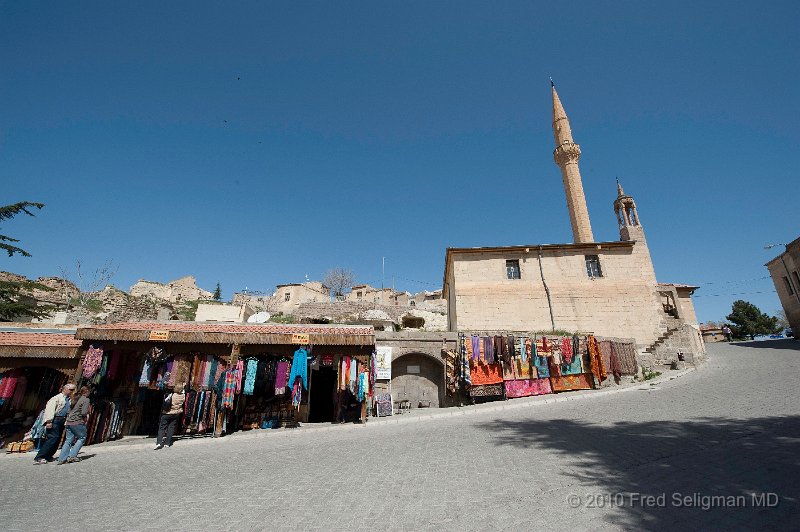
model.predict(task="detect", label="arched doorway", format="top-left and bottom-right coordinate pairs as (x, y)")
top-left (390, 353), bottom-right (443, 408)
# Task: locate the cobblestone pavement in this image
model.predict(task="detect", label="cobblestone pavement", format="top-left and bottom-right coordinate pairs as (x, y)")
top-left (2, 340), bottom-right (799, 531)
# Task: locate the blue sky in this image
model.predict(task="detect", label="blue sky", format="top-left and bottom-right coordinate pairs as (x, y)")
top-left (1, 1), bottom-right (798, 322)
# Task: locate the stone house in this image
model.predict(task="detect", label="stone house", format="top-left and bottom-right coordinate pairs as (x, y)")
top-left (765, 236), bottom-right (800, 334)
top-left (346, 285), bottom-right (409, 307)
top-left (443, 84), bottom-right (703, 366)
top-left (194, 302), bottom-right (256, 323)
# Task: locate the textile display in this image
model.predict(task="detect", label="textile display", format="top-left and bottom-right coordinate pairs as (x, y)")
top-left (483, 336), bottom-right (494, 364)
top-left (587, 336), bottom-right (608, 384)
top-left (561, 337), bottom-right (574, 365)
top-left (608, 342), bottom-right (622, 380)
top-left (550, 373), bottom-right (594, 392)
top-left (512, 358), bottom-right (536, 380)
top-left (469, 383), bottom-right (503, 397)
top-left (0, 369), bottom-right (21, 402)
top-left (275, 361), bottom-right (290, 393)
top-left (243, 358), bottom-right (258, 395)
top-left (502, 359), bottom-right (516, 381)
top-left (234, 360), bottom-right (244, 394)
top-left (459, 339), bottom-right (472, 386)
top-left (612, 341), bottom-right (638, 375)
top-left (222, 368), bottom-right (237, 409)
top-left (289, 348), bottom-right (309, 390)
top-left (106, 350), bottom-right (121, 381)
top-left (504, 378), bottom-right (552, 398)
top-left (138, 360), bottom-right (152, 387)
top-left (559, 349), bottom-right (583, 376)
top-left (469, 362), bottom-right (503, 385)
top-left (537, 337), bottom-right (552, 354)
top-left (471, 336), bottom-right (480, 362)
top-left (375, 393), bottom-right (392, 417)
top-left (82, 344), bottom-right (104, 378)
top-left (86, 400), bottom-right (126, 445)
top-left (444, 350), bottom-right (458, 396)
top-left (533, 354), bottom-right (550, 378)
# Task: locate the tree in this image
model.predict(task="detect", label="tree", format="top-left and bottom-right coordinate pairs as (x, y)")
top-left (59, 259), bottom-right (118, 315)
top-left (775, 309), bottom-right (790, 331)
top-left (213, 282), bottom-right (222, 301)
top-left (0, 279), bottom-right (55, 321)
top-left (726, 300), bottom-right (780, 340)
top-left (322, 268), bottom-right (355, 299)
top-left (1, 201), bottom-right (44, 257)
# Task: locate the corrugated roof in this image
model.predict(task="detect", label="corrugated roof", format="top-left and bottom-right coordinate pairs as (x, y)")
top-left (0, 332), bottom-right (82, 347)
top-left (75, 321), bottom-right (375, 346)
top-left (77, 322), bottom-right (372, 335)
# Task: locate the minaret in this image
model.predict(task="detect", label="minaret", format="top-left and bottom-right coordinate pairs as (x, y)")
top-left (613, 179), bottom-right (645, 242)
top-left (552, 82), bottom-right (594, 243)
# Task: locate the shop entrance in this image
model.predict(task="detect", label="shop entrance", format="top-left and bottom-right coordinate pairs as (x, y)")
top-left (308, 366), bottom-right (337, 423)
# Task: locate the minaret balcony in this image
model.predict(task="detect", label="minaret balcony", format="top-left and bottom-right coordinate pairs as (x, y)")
top-left (553, 141), bottom-right (581, 165)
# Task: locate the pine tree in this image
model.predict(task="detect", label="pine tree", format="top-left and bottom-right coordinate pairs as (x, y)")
top-left (213, 282), bottom-right (222, 301)
top-left (0, 201), bottom-right (54, 321)
top-left (1, 202), bottom-right (44, 257)
top-left (726, 300), bottom-right (780, 340)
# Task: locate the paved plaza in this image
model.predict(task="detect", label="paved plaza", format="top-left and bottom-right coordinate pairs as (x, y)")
top-left (2, 340), bottom-right (799, 531)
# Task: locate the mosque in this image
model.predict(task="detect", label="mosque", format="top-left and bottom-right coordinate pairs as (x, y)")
top-left (443, 84), bottom-right (705, 365)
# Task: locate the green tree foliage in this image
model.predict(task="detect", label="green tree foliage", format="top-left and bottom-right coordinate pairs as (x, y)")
top-left (213, 282), bottom-right (222, 301)
top-left (0, 201), bottom-right (55, 321)
top-left (0, 280), bottom-right (55, 321)
top-left (726, 300), bottom-right (780, 340)
top-left (1, 202), bottom-right (44, 257)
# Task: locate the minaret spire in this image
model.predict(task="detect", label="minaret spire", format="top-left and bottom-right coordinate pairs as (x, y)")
top-left (552, 84), bottom-right (594, 243)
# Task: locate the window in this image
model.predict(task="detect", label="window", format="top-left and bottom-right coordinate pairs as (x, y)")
top-left (585, 255), bottom-right (603, 278)
top-left (284, 292), bottom-right (291, 301)
top-left (793, 272), bottom-right (800, 294)
top-left (410, 300), bottom-right (416, 306)
top-left (784, 276), bottom-right (795, 295)
top-left (506, 260), bottom-right (521, 279)
top-left (356, 291), bottom-right (362, 299)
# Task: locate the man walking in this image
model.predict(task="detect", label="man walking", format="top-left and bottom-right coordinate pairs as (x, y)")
top-left (33, 383), bottom-right (75, 464)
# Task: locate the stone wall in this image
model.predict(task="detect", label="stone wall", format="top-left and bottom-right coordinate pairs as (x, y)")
top-left (375, 331), bottom-right (458, 408)
top-left (639, 324), bottom-right (706, 368)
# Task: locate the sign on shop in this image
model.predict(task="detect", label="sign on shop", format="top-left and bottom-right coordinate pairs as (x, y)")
top-left (375, 346), bottom-right (392, 379)
top-left (291, 333), bottom-right (310, 345)
top-left (148, 330), bottom-right (170, 341)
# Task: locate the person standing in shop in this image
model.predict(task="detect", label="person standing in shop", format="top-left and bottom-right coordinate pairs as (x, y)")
top-left (57, 385), bottom-right (91, 465)
top-left (33, 383), bottom-right (75, 465)
top-left (155, 383), bottom-right (185, 450)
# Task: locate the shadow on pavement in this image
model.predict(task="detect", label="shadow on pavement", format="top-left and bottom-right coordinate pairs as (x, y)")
top-left (480, 415), bottom-right (799, 529)
top-left (731, 339), bottom-right (800, 350)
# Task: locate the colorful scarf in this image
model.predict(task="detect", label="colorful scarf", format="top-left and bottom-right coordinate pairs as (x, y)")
top-left (288, 348), bottom-right (309, 390)
top-left (222, 368), bottom-right (237, 409)
top-left (243, 358), bottom-right (258, 395)
top-left (82, 344), bottom-right (104, 378)
top-left (471, 336), bottom-right (480, 361)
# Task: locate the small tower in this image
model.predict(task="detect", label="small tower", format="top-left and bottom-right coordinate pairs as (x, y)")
top-left (552, 82), bottom-right (594, 243)
top-left (614, 179), bottom-right (644, 242)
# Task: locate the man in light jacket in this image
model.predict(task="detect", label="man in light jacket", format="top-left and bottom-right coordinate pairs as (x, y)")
top-left (33, 383), bottom-right (75, 464)
top-left (155, 383), bottom-right (185, 450)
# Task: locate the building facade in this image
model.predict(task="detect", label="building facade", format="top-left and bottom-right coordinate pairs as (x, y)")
top-left (443, 84), bottom-right (702, 362)
top-left (766, 236), bottom-right (800, 334)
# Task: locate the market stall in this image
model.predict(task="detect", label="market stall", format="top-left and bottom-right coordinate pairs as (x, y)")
top-left (455, 331), bottom-right (637, 402)
top-left (0, 328), bottom-right (82, 449)
top-left (74, 322), bottom-right (376, 444)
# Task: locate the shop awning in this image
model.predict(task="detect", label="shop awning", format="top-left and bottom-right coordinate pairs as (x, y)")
top-left (75, 322), bottom-right (376, 346)
top-left (0, 331), bottom-right (83, 359)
